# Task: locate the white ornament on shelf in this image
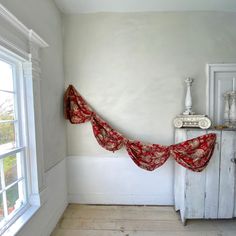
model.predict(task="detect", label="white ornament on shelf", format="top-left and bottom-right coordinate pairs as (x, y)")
top-left (233, 77), bottom-right (235, 92)
top-left (222, 77), bottom-right (236, 128)
top-left (183, 77), bottom-right (194, 115)
top-left (223, 92), bottom-right (230, 126)
top-left (174, 77), bottom-right (212, 129)
top-left (173, 115), bottom-right (211, 129)
top-left (229, 91), bottom-right (236, 128)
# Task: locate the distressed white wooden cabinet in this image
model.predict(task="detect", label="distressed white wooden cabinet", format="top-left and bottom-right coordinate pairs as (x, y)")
top-left (174, 128), bottom-right (236, 224)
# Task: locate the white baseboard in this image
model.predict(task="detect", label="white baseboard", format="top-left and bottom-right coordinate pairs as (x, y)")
top-left (69, 193), bottom-right (172, 205)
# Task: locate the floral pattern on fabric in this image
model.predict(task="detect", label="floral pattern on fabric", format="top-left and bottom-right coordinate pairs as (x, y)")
top-left (126, 141), bottom-right (170, 171)
top-left (64, 85), bottom-right (217, 172)
top-left (91, 114), bottom-right (125, 152)
top-left (64, 85), bottom-right (93, 124)
top-left (170, 133), bottom-right (216, 172)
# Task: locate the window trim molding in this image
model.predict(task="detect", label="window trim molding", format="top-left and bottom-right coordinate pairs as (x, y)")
top-left (0, 3), bottom-right (49, 235)
top-left (0, 4), bottom-right (48, 48)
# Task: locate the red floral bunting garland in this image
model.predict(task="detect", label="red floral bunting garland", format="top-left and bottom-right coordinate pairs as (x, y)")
top-left (64, 85), bottom-right (216, 172)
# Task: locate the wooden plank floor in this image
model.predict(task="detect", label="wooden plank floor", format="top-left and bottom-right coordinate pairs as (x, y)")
top-left (51, 204), bottom-right (236, 236)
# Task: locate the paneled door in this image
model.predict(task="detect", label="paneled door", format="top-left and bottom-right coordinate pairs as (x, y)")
top-left (207, 64), bottom-right (236, 126)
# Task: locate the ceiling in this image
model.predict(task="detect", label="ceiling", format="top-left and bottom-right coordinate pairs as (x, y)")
top-left (54, 0), bottom-right (236, 14)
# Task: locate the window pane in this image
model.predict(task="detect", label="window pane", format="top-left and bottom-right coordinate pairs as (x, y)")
top-left (0, 53), bottom-right (28, 231)
top-left (0, 194), bottom-right (3, 222)
top-left (6, 184), bottom-right (21, 215)
top-left (4, 155), bottom-right (18, 186)
top-left (0, 122), bottom-right (16, 150)
top-left (0, 60), bottom-right (14, 92)
top-left (0, 91), bottom-right (15, 121)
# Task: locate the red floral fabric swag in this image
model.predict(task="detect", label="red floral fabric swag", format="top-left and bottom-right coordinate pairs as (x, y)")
top-left (64, 85), bottom-right (216, 172)
top-left (126, 141), bottom-right (170, 171)
top-left (170, 133), bottom-right (216, 172)
top-left (91, 114), bottom-right (125, 152)
top-left (64, 85), bottom-right (93, 124)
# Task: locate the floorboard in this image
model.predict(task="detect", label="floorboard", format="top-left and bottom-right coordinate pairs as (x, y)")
top-left (51, 204), bottom-right (236, 236)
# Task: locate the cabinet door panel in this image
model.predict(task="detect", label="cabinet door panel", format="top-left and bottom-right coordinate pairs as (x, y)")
top-left (185, 130), bottom-right (206, 218)
top-left (204, 130), bottom-right (221, 218)
top-left (174, 129), bottom-right (187, 212)
top-left (218, 131), bottom-right (236, 218)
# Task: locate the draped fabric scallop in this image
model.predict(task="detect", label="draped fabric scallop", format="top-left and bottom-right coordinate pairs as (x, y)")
top-left (64, 85), bottom-right (216, 172)
top-left (64, 85), bottom-right (93, 124)
top-left (126, 141), bottom-right (170, 171)
top-left (91, 114), bottom-right (125, 152)
top-left (170, 133), bottom-right (216, 172)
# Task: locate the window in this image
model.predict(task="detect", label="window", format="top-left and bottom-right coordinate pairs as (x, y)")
top-left (0, 50), bottom-right (30, 234)
top-left (0, 4), bottom-right (48, 235)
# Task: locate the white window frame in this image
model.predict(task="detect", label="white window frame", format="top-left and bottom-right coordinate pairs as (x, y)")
top-left (0, 50), bottom-right (29, 234)
top-left (0, 3), bottom-right (48, 236)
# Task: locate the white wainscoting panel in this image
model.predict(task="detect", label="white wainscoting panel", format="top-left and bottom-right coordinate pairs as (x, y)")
top-left (17, 159), bottom-right (68, 236)
top-left (67, 156), bottom-right (174, 205)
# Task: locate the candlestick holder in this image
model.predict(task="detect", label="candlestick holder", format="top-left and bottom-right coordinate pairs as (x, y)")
top-left (174, 77), bottom-right (212, 129)
top-left (223, 92), bottom-right (230, 126)
top-left (183, 77), bottom-right (194, 115)
top-left (229, 91), bottom-right (236, 128)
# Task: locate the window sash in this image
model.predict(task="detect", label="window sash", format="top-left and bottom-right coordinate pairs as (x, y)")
top-left (0, 198), bottom-right (29, 235)
top-left (0, 89), bottom-right (15, 94)
top-left (0, 120), bottom-right (17, 124)
top-left (0, 147), bottom-right (25, 160)
top-left (0, 177), bottom-right (24, 195)
top-left (0, 54), bottom-right (29, 233)
top-left (0, 148), bottom-right (27, 207)
top-left (0, 149), bottom-right (28, 229)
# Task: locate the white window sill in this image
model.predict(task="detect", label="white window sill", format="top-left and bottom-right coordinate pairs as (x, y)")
top-left (2, 205), bottom-right (40, 236)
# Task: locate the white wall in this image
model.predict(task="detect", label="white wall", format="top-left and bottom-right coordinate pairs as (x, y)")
top-left (64, 12), bottom-right (236, 205)
top-left (0, 0), bottom-right (68, 235)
